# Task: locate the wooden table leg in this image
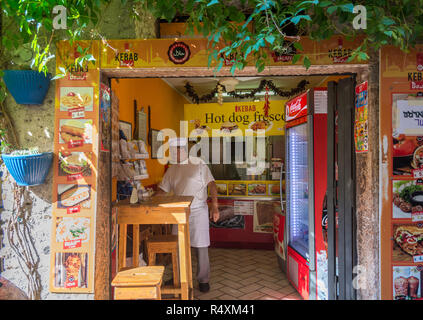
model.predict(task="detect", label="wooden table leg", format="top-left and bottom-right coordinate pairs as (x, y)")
top-left (185, 218), bottom-right (194, 299)
top-left (178, 223), bottom-right (189, 300)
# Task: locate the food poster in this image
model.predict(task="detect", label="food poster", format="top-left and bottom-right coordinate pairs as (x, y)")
top-left (253, 201), bottom-right (282, 233)
top-left (392, 93), bottom-right (423, 176)
top-left (392, 223), bottom-right (423, 263)
top-left (53, 252), bottom-right (89, 289)
top-left (393, 266), bottom-right (422, 300)
top-left (381, 45), bottom-right (423, 299)
top-left (100, 83), bottom-right (111, 152)
top-left (392, 180), bottom-right (423, 220)
top-left (213, 180), bottom-right (280, 198)
top-left (184, 100), bottom-right (286, 137)
top-left (209, 199), bottom-right (245, 229)
top-left (354, 81), bottom-right (368, 153)
top-left (50, 40), bottom-right (100, 293)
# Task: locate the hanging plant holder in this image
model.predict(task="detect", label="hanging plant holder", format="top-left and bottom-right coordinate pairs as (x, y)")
top-left (1, 152), bottom-right (53, 186)
top-left (2, 70), bottom-right (52, 105)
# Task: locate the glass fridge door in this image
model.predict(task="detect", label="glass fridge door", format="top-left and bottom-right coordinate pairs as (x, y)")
top-left (286, 122), bottom-right (309, 259)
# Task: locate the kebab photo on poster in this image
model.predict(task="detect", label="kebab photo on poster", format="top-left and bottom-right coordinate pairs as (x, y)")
top-left (53, 252), bottom-right (88, 289)
top-left (393, 266), bottom-right (422, 300)
top-left (392, 180), bottom-right (423, 219)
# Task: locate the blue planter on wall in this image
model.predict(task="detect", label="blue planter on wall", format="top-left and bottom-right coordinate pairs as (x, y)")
top-left (2, 70), bottom-right (52, 105)
top-left (1, 152), bottom-right (53, 186)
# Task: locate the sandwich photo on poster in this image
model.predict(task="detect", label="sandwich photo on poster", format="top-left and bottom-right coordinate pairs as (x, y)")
top-left (59, 119), bottom-right (93, 147)
top-left (216, 183), bottom-right (227, 196)
top-left (58, 151), bottom-right (92, 178)
top-left (227, 183), bottom-right (246, 196)
top-left (55, 217), bottom-right (91, 250)
top-left (53, 252), bottom-right (88, 289)
top-left (59, 87), bottom-right (93, 113)
top-left (392, 223), bottom-right (423, 263)
top-left (393, 266), bottom-right (422, 300)
top-left (392, 180), bottom-right (423, 219)
top-left (57, 184), bottom-right (91, 209)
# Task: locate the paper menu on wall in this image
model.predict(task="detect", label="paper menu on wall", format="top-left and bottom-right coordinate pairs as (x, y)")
top-left (396, 99), bottom-right (423, 135)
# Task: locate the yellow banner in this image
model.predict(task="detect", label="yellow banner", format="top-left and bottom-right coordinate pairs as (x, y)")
top-left (184, 100), bottom-right (286, 136)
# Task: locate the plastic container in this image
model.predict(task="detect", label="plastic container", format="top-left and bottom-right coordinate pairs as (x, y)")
top-left (1, 152), bottom-right (53, 186)
top-left (2, 70), bottom-right (52, 105)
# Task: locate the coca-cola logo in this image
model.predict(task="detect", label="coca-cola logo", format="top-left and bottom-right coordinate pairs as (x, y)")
top-left (168, 42), bottom-right (191, 65)
top-left (288, 97), bottom-right (302, 114)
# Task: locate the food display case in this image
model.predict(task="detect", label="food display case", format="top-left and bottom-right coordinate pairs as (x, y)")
top-left (206, 135), bottom-right (285, 249)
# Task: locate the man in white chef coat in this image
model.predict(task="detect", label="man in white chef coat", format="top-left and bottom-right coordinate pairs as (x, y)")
top-left (155, 137), bottom-right (219, 293)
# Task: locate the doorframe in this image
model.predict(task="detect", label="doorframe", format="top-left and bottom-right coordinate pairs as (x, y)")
top-left (97, 64), bottom-right (371, 300)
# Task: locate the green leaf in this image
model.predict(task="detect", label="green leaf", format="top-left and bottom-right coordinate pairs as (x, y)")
top-left (327, 5), bottom-right (338, 14)
top-left (303, 56), bottom-right (311, 69)
top-left (292, 54), bottom-right (301, 64)
top-left (265, 35), bottom-right (275, 44)
top-left (207, 0), bottom-right (219, 6)
top-left (340, 3), bottom-right (354, 13)
top-left (382, 17), bottom-right (396, 26)
top-left (293, 42), bottom-right (303, 51)
top-left (291, 15), bottom-right (311, 25)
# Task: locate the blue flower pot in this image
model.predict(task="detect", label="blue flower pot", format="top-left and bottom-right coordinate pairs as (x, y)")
top-left (2, 70), bottom-right (52, 105)
top-left (1, 152), bottom-right (53, 186)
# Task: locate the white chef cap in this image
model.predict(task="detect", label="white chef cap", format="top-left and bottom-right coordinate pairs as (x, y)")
top-left (168, 137), bottom-right (188, 147)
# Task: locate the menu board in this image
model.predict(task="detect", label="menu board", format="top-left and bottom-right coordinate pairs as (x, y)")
top-left (381, 46), bottom-right (423, 300)
top-left (50, 41), bottom-right (100, 293)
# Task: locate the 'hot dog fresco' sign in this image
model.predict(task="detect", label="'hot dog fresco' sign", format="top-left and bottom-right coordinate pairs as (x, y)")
top-left (184, 100), bottom-right (286, 137)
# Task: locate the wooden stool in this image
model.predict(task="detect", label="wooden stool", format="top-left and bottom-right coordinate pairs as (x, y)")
top-left (111, 266), bottom-right (164, 300)
top-left (146, 234), bottom-right (179, 295)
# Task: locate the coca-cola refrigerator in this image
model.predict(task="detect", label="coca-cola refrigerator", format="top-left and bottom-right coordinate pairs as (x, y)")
top-left (285, 88), bottom-right (329, 300)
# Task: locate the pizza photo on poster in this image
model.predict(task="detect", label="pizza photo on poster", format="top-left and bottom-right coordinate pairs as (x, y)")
top-left (168, 42), bottom-right (191, 64)
top-left (392, 223), bottom-right (423, 263)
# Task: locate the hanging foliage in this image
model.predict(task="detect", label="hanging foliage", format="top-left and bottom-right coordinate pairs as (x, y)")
top-left (184, 79), bottom-right (309, 104)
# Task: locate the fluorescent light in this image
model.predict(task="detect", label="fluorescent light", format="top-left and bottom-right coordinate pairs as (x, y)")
top-left (217, 91), bottom-right (268, 97)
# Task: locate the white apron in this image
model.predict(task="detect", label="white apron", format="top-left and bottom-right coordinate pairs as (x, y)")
top-left (188, 205), bottom-right (210, 248)
top-left (162, 158), bottom-right (214, 248)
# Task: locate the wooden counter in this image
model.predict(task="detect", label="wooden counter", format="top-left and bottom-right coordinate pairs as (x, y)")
top-left (113, 196), bottom-right (194, 300)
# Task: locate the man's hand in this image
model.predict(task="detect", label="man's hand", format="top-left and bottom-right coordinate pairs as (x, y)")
top-left (208, 181), bottom-right (220, 222)
top-left (210, 204), bottom-right (220, 222)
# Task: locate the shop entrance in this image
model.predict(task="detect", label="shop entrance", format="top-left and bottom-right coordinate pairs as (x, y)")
top-left (102, 69), bottom-right (361, 300)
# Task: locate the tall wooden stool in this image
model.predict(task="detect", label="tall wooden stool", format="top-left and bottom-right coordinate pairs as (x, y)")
top-left (146, 234), bottom-right (179, 296)
top-left (111, 266), bottom-right (164, 300)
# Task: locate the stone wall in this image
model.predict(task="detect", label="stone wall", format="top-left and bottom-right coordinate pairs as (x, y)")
top-left (0, 0), bottom-right (142, 300)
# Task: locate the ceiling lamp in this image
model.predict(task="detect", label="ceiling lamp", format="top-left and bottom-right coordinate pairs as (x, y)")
top-left (219, 78), bottom-right (239, 92)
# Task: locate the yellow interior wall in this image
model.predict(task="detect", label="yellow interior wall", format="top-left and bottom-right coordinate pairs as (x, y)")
top-left (317, 74), bottom-right (351, 87)
top-left (112, 78), bottom-right (189, 186)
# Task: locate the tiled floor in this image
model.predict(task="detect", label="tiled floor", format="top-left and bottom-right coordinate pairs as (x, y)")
top-left (163, 247), bottom-right (302, 300)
